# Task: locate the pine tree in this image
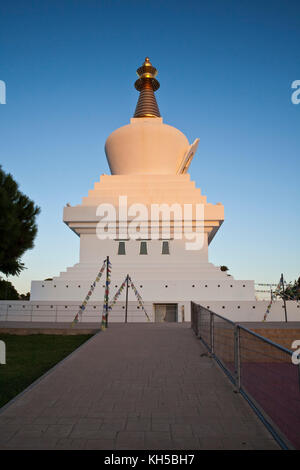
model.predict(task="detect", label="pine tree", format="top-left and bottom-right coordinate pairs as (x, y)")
top-left (0, 278), bottom-right (19, 300)
top-left (0, 166), bottom-right (40, 276)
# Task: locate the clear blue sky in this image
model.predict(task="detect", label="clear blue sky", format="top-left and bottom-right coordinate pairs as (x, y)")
top-left (0, 0), bottom-right (299, 294)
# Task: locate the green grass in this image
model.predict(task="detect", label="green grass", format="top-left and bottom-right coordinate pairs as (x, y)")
top-left (0, 334), bottom-right (93, 409)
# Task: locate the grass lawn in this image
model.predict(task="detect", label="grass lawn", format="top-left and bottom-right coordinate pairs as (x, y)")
top-left (0, 333), bottom-right (93, 409)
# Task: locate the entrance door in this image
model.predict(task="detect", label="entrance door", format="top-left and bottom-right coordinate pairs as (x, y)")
top-left (154, 304), bottom-right (178, 322)
top-left (154, 304), bottom-right (165, 322)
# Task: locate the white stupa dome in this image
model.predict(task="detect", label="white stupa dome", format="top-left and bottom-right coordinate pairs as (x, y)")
top-left (104, 57), bottom-right (198, 176)
top-left (105, 117), bottom-right (190, 175)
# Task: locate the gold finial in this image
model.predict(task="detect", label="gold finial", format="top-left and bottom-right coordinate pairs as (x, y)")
top-left (135, 57), bottom-right (160, 91)
top-left (134, 57), bottom-right (161, 118)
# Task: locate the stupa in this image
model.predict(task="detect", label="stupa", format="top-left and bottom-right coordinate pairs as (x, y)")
top-left (31, 58), bottom-right (255, 321)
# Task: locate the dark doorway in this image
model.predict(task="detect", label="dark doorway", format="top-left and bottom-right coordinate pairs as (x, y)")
top-left (154, 304), bottom-right (178, 322)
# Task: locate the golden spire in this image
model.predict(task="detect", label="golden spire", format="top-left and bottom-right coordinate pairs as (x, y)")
top-left (134, 57), bottom-right (161, 118)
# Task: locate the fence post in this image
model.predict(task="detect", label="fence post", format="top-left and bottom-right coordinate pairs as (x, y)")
top-left (6, 304), bottom-right (8, 321)
top-left (197, 305), bottom-right (201, 338)
top-left (192, 303), bottom-right (195, 333)
top-left (234, 325), bottom-right (241, 391)
top-left (194, 303), bottom-right (198, 336)
top-left (125, 274), bottom-right (129, 323)
top-left (210, 312), bottom-right (214, 355)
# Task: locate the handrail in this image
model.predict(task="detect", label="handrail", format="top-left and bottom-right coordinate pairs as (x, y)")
top-left (211, 311), bottom-right (236, 326)
top-left (191, 301), bottom-right (293, 355)
top-left (198, 304), bottom-right (238, 326)
top-left (238, 324), bottom-right (293, 356)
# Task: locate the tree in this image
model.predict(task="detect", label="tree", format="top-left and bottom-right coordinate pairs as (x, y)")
top-left (220, 265), bottom-right (229, 272)
top-left (0, 166), bottom-right (40, 276)
top-left (275, 277), bottom-right (300, 301)
top-left (19, 292), bottom-right (30, 300)
top-left (0, 278), bottom-right (19, 300)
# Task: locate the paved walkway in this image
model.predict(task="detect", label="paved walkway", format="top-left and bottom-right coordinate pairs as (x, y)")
top-left (0, 323), bottom-right (280, 450)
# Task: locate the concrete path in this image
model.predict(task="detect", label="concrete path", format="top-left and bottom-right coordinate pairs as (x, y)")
top-left (0, 323), bottom-right (280, 450)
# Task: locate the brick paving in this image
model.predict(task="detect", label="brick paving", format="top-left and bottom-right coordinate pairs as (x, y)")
top-left (0, 323), bottom-right (280, 450)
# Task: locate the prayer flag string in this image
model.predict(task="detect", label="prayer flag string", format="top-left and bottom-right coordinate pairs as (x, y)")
top-left (72, 258), bottom-right (107, 326)
top-left (109, 276), bottom-right (128, 309)
top-left (101, 259), bottom-right (112, 330)
top-left (263, 279), bottom-right (281, 321)
top-left (128, 276), bottom-right (150, 322)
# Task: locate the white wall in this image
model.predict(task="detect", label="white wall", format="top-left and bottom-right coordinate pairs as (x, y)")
top-left (79, 237), bottom-right (209, 265)
top-left (193, 300), bottom-right (300, 322)
top-left (0, 300), bottom-right (299, 323)
top-left (30, 278), bottom-right (255, 301)
top-left (0, 301), bottom-right (155, 323)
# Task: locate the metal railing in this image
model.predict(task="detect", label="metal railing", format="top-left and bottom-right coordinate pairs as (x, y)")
top-left (0, 302), bottom-right (153, 323)
top-left (191, 302), bottom-right (300, 450)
